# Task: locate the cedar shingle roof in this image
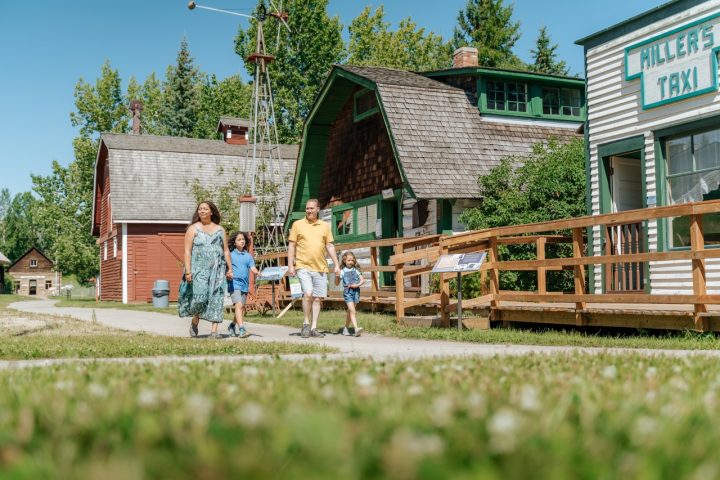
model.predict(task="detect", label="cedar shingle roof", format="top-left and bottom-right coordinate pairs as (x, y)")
top-left (217, 116), bottom-right (251, 131)
top-left (99, 133), bottom-right (298, 223)
top-left (336, 65), bottom-right (580, 199)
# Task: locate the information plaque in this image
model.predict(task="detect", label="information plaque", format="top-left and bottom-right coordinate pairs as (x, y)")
top-left (257, 266), bottom-right (288, 282)
top-left (431, 252), bottom-right (486, 273)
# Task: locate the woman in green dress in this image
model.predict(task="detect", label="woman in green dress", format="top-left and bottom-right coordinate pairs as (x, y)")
top-left (179, 201), bottom-right (233, 338)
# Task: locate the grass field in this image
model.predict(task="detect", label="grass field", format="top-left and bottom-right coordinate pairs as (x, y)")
top-left (0, 295), bottom-right (333, 359)
top-left (2, 354), bottom-right (720, 479)
top-left (33, 295), bottom-right (720, 350)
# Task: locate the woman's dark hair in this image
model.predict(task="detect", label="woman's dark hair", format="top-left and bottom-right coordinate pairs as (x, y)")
top-left (191, 200), bottom-right (222, 225)
top-left (228, 231), bottom-right (252, 251)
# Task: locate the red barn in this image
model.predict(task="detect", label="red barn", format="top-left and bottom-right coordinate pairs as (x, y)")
top-left (91, 120), bottom-right (297, 303)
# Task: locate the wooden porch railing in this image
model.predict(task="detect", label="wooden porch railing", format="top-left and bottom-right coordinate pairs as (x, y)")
top-left (389, 199), bottom-right (720, 331)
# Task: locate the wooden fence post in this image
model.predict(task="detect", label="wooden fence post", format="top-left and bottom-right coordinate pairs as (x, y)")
top-left (439, 243), bottom-right (450, 327)
top-left (370, 246), bottom-right (380, 312)
top-left (690, 214), bottom-right (708, 331)
top-left (536, 236), bottom-right (546, 300)
top-left (394, 243), bottom-right (405, 322)
top-left (572, 227), bottom-right (587, 326)
top-left (488, 236), bottom-right (500, 311)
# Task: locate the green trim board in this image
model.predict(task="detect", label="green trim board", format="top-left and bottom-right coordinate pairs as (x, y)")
top-left (576, 0), bottom-right (709, 49)
top-left (423, 67), bottom-right (585, 87)
top-left (353, 89), bottom-right (379, 122)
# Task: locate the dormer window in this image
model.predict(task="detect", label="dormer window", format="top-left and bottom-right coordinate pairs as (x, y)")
top-left (30, 259), bottom-right (38, 268)
top-left (487, 81), bottom-right (528, 112)
top-left (354, 90), bottom-right (378, 122)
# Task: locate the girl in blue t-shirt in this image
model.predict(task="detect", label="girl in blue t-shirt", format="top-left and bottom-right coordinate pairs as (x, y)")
top-left (227, 231), bottom-right (260, 337)
top-left (334, 250), bottom-right (363, 337)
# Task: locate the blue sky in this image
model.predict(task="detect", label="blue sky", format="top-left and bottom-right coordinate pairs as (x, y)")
top-left (0, 0), bottom-right (661, 197)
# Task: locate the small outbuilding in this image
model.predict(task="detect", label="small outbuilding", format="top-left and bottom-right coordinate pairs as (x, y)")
top-left (7, 247), bottom-right (61, 297)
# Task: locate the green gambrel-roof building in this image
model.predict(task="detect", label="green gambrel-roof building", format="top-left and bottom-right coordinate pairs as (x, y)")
top-left (287, 52), bottom-right (585, 256)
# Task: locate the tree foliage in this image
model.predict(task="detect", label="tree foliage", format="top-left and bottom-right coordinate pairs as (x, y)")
top-left (235, 0), bottom-right (345, 142)
top-left (161, 37), bottom-right (201, 138)
top-left (347, 7), bottom-right (452, 71)
top-left (0, 192), bottom-right (41, 263)
top-left (452, 0), bottom-right (524, 68)
top-left (460, 138), bottom-right (586, 292)
top-left (530, 26), bottom-right (568, 76)
top-left (193, 74), bottom-right (252, 139)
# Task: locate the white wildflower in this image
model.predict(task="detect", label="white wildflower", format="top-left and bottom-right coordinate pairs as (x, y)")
top-left (137, 389), bottom-right (159, 408)
top-left (645, 367), bottom-right (657, 379)
top-left (54, 381), bottom-right (74, 392)
top-left (88, 383), bottom-right (108, 399)
top-left (321, 385), bottom-right (335, 400)
top-left (355, 373), bottom-right (375, 388)
top-left (185, 393), bottom-right (213, 413)
top-left (238, 402), bottom-right (265, 428)
top-left (242, 365), bottom-right (259, 377)
top-left (431, 395), bottom-right (454, 426)
top-left (407, 384), bottom-right (423, 396)
top-left (488, 408), bottom-right (522, 453)
top-left (601, 365), bottom-right (617, 379)
top-left (519, 385), bottom-right (541, 412)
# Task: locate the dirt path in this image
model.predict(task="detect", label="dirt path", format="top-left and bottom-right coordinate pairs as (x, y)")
top-left (9, 299), bottom-right (720, 361)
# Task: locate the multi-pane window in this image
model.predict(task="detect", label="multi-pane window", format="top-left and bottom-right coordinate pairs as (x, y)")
top-left (542, 87), bottom-right (582, 117)
top-left (665, 128), bottom-right (720, 248)
top-left (333, 202), bottom-right (378, 238)
top-left (45, 280), bottom-right (52, 290)
top-left (507, 82), bottom-right (528, 112)
top-left (487, 81), bottom-right (527, 112)
top-left (30, 259), bottom-right (38, 268)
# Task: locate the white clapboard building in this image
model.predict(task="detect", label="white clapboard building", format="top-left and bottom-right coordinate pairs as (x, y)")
top-left (577, 0), bottom-right (720, 295)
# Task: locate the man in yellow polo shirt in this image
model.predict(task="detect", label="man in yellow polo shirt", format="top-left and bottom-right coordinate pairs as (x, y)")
top-left (287, 199), bottom-right (341, 338)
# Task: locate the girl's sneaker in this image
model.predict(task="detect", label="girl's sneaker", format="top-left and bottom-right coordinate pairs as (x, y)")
top-left (238, 327), bottom-right (250, 338)
top-left (342, 327), bottom-right (355, 336)
top-left (354, 328), bottom-right (363, 337)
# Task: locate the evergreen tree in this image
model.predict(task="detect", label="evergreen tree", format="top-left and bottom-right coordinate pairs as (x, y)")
top-left (161, 37), bottom-right (201, 137)
top-left (235, 0), bottom-right (344, 143)
top-left (347, 7), bottom-right (452, 71)
top-left (530, 26), bottom-right (568, 76)
top-left (452, 0), bottom-right (524, 68)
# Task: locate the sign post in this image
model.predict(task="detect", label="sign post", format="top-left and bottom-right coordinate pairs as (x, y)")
top-left (431, 252), bottom-right (487, 330)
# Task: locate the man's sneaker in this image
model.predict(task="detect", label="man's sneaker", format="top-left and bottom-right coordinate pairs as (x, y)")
top-left (300, 324), bottom-right (311, 338)
top-left (342, 327), bottom-right (355, 336)
top-left (238, 327), bottom-right (250, 338)
top-left (354, 327), bottom-right (363, 337)
top-left (228, 322), bottom-right (238, 337)
top-left (189, 321), bottom-right (199, 337)
top-left (310, 329), bottom-right (325, 338)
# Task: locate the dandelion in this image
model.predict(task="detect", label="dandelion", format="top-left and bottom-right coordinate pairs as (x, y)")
top-left (185, 393), bottom-right (213, 413)
top-left (242, 366), bottom-right (259, 377)
top-left (407, 384), bottom-right (423, 396)
top-left (431, 395), bottom-right (454, 426)
top-left (54, 381), bottom-right (74, 392)
top-left (321, 385), bottom-right (335, 400)
top-left (382, 428), bottom-right (445, 477)
top-left (669, 376), bottom-right (689, 392)
top-left (631, 415), bottom-right (658, 445)
top-left (645, 367), bottom-right (657, 379)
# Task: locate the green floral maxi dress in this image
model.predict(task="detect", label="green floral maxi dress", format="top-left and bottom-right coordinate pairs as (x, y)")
top-left (178, 227), bottom-right (227, 323)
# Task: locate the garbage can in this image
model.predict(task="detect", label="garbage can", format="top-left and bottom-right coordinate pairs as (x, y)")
top-left (152, 279), bottom-right (170, 308)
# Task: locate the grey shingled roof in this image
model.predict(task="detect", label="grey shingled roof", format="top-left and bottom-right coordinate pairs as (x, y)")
top-left (217, 116), bottom-right (251, 130)
top-left (337, 65), bottom-right (580, 199)
top-left (100, 133), bottom-right (298, 222)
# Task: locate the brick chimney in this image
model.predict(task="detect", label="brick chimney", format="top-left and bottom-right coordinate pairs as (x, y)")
top-left (129, 100), bottom-right (143, 135)
top-left (453, 47), bottom-right (478, 68)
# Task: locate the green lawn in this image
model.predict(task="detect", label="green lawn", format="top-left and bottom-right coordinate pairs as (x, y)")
top-left (2, 354), bottom-right (720, 479)
top-left (247, 308), bottom-right (720, 351)
top-left (0, 294), bottom-right (333, 359)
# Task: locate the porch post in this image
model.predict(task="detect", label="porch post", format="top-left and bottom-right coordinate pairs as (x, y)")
top-left (394, 243), bottom-right (405, 321)
top-left (572, 227), bottom-right (587, 325)
top-left (690, 214), bottom-right (708, 331)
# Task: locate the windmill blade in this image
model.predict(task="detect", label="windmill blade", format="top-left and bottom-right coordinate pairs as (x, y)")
top-left (268, 0), bottom-right (291, 33)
